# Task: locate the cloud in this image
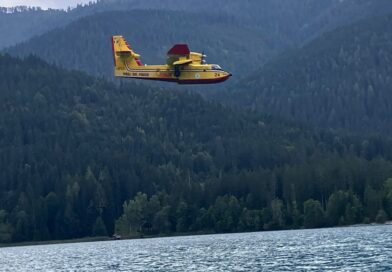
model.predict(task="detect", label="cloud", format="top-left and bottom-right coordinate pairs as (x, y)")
top-left (0, 0), bottom-right (94, 9)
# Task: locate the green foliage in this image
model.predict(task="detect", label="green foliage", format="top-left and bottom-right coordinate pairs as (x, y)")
top-left (375, 209), bottom-right (388, 224)
top-left (303, 199), bottom-right (324, 228)
top-left (92, 216), bottom-right (108, 237)
top-left (384, 178), bottom-right (392, 218)
top-left (238, 209), bottom-right (263, 232)
top-left (116, 193), bottom-right (149, 236)
top-left (153, 206), bottom-right (172, 234)
top-left (224, 13), bottom-right (392, 135)
top-left (326, 191), bottom-right (362, 226)
top-left (288, 201), bottom-right (302, 228)
top-left (0, 210), bottom-right (12, 243)
top-left (269, 198), bottom-right (285, 230)
top-left (0, 54), bottom-right (392, 243)
top-left (209, 195), bottom-right (241, 233)
top-left (364, 185), bottom-right (383, 221)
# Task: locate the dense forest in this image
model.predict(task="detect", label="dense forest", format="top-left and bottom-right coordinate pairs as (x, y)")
top-left (1, 54), bottom-right (392, 243)
top-left (1, 0), bottom-right (392, 245)
top-left (218, 13), bottom-right (392, 135)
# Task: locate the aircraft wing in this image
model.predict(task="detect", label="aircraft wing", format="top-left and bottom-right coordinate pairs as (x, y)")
top-left (173, 59), bottom-right (193, 66)
top-left (168, 44), bottom-right (192, 67)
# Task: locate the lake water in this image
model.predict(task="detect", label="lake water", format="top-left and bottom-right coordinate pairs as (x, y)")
top-left (1, 225), bottom-right (392, 271)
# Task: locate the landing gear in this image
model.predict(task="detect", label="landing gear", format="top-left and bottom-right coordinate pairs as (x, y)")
top-left (174, 66), bottom-right (181, 77)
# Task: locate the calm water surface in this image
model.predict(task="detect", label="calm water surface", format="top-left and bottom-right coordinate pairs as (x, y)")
top-left (1, 225), bottom-right (392, 271)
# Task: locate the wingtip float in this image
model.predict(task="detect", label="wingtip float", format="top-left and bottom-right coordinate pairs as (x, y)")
top-left (112, 35), bottom-right (232, 85)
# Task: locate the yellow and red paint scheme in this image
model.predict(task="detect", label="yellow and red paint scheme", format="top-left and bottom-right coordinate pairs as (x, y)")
top-left (112, 35), bottom-right (231, 84)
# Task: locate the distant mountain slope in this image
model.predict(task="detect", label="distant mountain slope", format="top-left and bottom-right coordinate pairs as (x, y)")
top-left (5, 10), bottom-right (270, 79)
top-left (0, 0), bottom-right (321, 50)
top-left (93, 0), bottom-right (392, 44)
top-left (0, 4), bottom-right (101, 49)
top-left (0, 7), bottom-right (67, 49)
top-left (4, 0), bottom-right (392, 80)
top-left (1, 54), bottom-right (392, 242)
top-left (220, 14), bottom-right (392, 135)
top-left (298, 0), bottom-right (392, 43)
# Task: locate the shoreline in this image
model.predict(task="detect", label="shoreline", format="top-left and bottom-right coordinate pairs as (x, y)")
top-left (0, 231), bottom-right (215, 249)
top-left (0, 236), bottom-right (112, 248)
top-left (2, 222), bottom-right (392, 249)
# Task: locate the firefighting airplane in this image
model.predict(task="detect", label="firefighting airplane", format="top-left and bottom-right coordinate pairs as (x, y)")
top-left (112, 35), bottom-right (232, 84)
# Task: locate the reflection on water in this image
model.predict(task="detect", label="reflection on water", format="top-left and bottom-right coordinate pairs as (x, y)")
top-left (1, 225), bottom-right (392, 271)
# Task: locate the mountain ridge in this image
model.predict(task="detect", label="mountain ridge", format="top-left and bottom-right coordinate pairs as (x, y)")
top-left (4, 0), bottom-right (392, 81)
top-left (217, 13), bottom-right (392, 135)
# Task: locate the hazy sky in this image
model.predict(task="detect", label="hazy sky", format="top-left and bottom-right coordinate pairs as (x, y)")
top-left (0, 0), bottom-right (94, 9)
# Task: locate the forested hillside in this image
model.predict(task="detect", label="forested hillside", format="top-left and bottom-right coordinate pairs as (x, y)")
top-left (0, 7), bottom-right (67, 49)
top-left (297, 0), bottom-right (392, 43)
top-left (1, 54), bottom-right (392, 243)
top-left (5, 10), bottom-right (268, 79)
top-left (219, 14), bottom-right (392, 135)
top-left (4, 0), bottom-right (392, 81)
top-left (0, 4), bottom-right (98, 49)
top-left (92, 0), bottom-right (392, 45)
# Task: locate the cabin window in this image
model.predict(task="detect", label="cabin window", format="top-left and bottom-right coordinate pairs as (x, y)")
top-left (212, 64), bottom-right (222, 70)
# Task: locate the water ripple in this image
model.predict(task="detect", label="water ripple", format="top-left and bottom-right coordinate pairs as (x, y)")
top-left (1, 225), bottom-right (392, 271)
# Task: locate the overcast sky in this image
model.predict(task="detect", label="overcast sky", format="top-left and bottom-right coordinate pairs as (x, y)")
top-left (0, 0), bottom-right (94, 9)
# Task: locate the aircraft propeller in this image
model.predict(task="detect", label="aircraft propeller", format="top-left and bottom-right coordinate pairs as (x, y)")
top-left (201, 51), bottom-right (207, 64)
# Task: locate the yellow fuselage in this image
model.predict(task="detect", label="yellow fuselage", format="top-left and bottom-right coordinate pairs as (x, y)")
top-left (115, 63), bottom-right (231, 84)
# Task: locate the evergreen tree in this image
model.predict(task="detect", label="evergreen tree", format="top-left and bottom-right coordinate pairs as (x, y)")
top-left (303, 199), bottom-right (324, 228)
top-left (92, 216), bottom-right (108, 237)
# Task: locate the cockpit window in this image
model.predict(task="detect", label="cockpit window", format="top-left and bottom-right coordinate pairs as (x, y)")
top-left (211, 64), bottom-right (222, 70)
